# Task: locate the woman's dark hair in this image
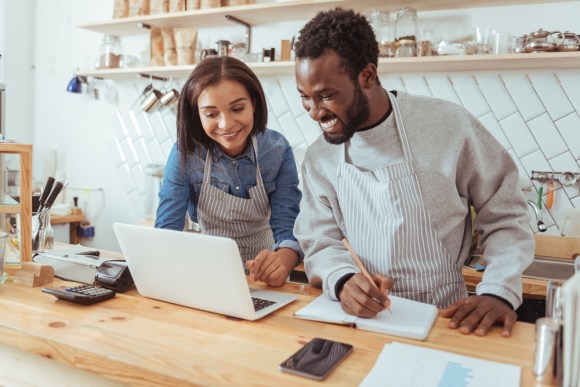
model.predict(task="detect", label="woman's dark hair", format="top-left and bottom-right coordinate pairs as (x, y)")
top-left (176, 56), bottom-right (268, 168)
top-left (294, 8), bottom-right (379, 84)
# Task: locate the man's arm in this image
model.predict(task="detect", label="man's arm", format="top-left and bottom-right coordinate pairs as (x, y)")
top-left (294, 163), bottom-right (358, 300)
top-left (441, 119), bottom-right (534, 336)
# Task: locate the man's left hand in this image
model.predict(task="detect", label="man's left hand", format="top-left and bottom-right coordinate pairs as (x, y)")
top-left (439, 295), bottom-right (517, 337)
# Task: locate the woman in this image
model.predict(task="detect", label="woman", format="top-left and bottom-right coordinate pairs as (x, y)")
top-left (155, 56), bottom-right (302, 287)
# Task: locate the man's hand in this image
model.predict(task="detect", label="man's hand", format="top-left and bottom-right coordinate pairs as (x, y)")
top-left (439, 295), bottom-right (517, 337)
top-left (246, 248), bottom-right (299, 287)
top-left (338, 273), bottom-right (394, 318)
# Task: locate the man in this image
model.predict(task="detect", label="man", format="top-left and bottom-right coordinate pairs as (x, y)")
top-left (293, 8), bottom-right (534, 337)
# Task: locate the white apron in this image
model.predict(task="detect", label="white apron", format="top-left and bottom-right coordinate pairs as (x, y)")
top-left (337, 91), bottom-right (466, 307)
top-left (197, 136), bottom-right (274, 265)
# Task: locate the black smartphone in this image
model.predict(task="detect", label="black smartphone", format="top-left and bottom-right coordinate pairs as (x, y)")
top-left (279, 338), bottom-right (353, 380)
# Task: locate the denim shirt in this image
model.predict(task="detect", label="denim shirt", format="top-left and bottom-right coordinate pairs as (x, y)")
top-left (155, 129), bottom-right (303, 259)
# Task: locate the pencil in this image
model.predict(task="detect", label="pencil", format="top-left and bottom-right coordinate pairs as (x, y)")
top-left (342, 238), bottom-right (392, 313)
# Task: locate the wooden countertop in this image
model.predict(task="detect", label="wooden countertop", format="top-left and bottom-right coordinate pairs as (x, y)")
top-left (0, 276), bottom-right (545, 386)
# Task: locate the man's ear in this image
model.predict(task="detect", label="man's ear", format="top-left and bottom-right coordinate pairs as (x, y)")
top-left (359, 63), bottom-right (378, 89)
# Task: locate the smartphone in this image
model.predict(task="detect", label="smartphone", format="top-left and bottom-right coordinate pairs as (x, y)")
top-left (279, 338), bottom-right (353, 380)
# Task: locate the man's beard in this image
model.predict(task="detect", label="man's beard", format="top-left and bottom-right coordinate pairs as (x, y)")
top-left (322, 84), bottom-right (370, 145)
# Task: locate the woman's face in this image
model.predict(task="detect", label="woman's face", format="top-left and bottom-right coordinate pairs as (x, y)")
top-left (197, 80), bottom-right (255, 157)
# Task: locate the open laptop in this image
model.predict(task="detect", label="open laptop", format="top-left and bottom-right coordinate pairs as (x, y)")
top-left (113, 223), bottom-right (296, 320)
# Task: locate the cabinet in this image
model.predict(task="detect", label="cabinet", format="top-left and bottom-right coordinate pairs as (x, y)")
top-left (0, 143), bottom-right (32, 273)
top-left (76, 0), bottom-right (580, 79)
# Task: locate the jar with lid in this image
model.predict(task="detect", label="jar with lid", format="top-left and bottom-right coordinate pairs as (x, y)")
top-left (96, 35), bottom-right (124, 69)
top-left (395, 7), bottom-right (417, 44)
top-left (368, 10), bottom-right (395, 58)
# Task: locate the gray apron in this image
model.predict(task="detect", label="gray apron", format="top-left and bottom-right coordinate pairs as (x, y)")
top-left (197, 136), bottom-right (274, 265)
top-left (337, 91), bottom-right (466, 307)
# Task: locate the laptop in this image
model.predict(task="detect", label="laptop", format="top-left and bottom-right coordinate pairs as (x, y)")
top-left (113, 223), bottom-right (297, 320)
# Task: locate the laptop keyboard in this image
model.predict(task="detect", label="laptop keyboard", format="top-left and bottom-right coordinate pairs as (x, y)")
top-left (252, 297), bottom-right (276, 311)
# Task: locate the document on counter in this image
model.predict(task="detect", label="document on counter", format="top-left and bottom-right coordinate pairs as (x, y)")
top-left (563, 272), bottom-right (580, 387)
top-left (360, 342), bottom-right (521, 387)
top-left (293, 294), bottom-right (438, 340)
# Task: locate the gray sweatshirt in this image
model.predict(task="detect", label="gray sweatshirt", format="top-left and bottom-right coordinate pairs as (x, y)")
top-left (294, 91), bottom-right (534, 309)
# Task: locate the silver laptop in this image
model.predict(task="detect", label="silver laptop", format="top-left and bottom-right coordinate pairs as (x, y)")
top-left (113, 223), bottom-right (296, 320)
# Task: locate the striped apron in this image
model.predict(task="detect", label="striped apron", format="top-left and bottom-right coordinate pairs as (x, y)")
top-left (337, 91), bottom-right (466, 307)
top-left (197, 136), bottom-right (274, 266)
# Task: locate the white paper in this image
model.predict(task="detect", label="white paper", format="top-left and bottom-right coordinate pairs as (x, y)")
top-left (360, 342), bottom-right (521, 387)
top-left (563, 273), bottom-right (580, 387)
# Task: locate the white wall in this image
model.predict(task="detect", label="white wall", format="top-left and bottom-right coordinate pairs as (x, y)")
top-left (0, 0), bottom-right (35, 145)
top-left (7, 0), bottom-right (579, 251)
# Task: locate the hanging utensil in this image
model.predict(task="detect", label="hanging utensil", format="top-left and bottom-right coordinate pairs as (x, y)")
top-left (546, 172), bottom-right (555, 209)
top-left (535, 172), bottom-right (547, 209)
top-left (559, 171), bottom-right (577, 187)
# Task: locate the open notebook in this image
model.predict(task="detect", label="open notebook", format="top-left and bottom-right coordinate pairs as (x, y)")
top-left (294, 294), bottom-right (438, 340)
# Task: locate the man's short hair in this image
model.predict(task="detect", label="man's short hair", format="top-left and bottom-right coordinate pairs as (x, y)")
top-left (294, 8), bottom-right (379, 82)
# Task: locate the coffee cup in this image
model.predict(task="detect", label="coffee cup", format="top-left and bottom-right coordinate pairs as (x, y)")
top-left (160, 88), bottom-right (179, 107)
top-left (140, 88), bottom-right (163, 113)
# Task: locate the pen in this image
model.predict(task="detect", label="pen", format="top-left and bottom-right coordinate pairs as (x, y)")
top-left (342, 238), bottom-right (392, 314)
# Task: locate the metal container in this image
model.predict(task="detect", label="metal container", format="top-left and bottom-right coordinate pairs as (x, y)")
top-left (533, 317), bottom-right (559, 384)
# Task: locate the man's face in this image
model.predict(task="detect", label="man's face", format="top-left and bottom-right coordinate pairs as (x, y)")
top-left (295, 52), bottom-right (370, 144)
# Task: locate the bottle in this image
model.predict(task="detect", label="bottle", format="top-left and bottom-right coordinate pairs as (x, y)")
top-left (0, 232), bottom-right (9, 285)
top-left (96, 35), bottom-right (124, 69)
top-left (368, 10), bottom-right (395, 58)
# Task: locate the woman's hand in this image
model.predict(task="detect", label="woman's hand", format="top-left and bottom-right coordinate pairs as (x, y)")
top-left (246, 248), bottom-right (299, 287)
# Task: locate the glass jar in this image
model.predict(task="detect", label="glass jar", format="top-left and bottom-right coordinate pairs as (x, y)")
top-left (395, 7), bottom-right (417, 43)
top-left (368, 10), bottom-right (395, 58)
top-left (395, 39), bottom-right (416, 57)
top-left (417, 28), bottom-right (433, 56)
top-left (96, 35), bottom-right (124, 69)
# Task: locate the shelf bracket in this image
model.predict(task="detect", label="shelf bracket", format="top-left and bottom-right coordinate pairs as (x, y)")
top-left (137, 72), bottom-right (168, 82)
top-left (225, 15), bottom-right (251, 54)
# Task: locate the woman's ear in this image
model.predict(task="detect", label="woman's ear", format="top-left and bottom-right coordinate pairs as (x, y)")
top-left (359, 63), bottom-right (378, 89)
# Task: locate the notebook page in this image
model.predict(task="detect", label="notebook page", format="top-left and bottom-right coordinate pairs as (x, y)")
top-left (355, 296), bottom-right (438, 340)
top-left (294, 294), bottom-right (357, 325)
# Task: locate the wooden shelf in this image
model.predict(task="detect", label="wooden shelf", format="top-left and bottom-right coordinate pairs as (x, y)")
top-left (0, 143), bottom-right (32, 266)
top-left (79, 0), bottom-right (577, 36)
top-left (77, 51), bottom-right (580, 80)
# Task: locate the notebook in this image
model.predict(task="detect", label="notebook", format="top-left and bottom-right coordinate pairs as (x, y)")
top-left (294, 294), bottom-right (438, 340)
top-left (113, 223), bottom-right (296, 320)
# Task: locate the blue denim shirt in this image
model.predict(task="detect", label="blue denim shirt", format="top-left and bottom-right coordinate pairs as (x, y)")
top-left (155, 129), bottom-right (303, 259)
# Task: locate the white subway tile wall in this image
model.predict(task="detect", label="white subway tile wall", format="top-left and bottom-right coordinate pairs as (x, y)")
top-left (110, 71), bottom-right (580, 235)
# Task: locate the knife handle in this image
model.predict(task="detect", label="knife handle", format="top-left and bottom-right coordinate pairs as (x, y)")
top-left (38, 177), bottom-right (55, 209)
top-left (44, 181), bottom-right (64, 209)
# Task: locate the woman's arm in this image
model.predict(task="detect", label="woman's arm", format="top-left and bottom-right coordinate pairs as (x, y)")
top-left (154, 144), bottom-right (193, 230)
top-left (268, 138), bottom-right (303, 260)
